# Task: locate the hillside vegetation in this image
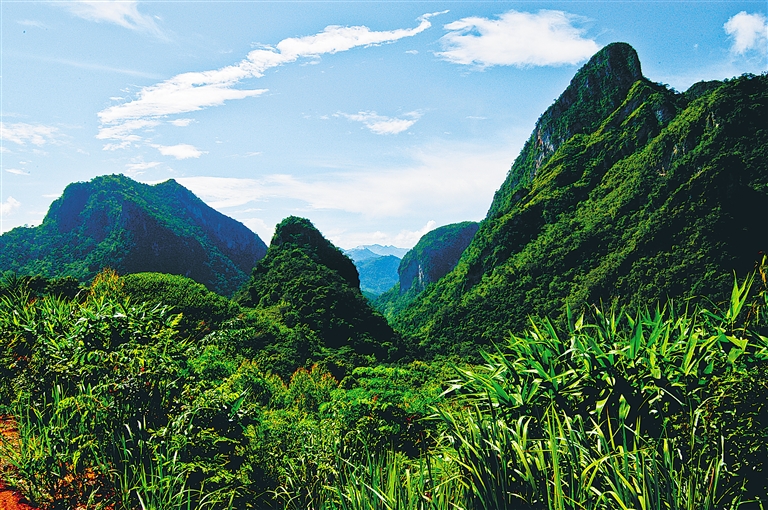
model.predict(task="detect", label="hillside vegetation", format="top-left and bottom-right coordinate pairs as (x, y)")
top-left (394, 44), bottom-right (767, 358)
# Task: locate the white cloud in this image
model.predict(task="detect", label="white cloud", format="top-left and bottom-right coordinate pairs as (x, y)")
top-left (170, 118), bottom-right (194, 127)
top-left (241, 217), bottom-right (273, 243)
top-left (437, 9), bottom-right (600, 67)
top-left (0, 122), bottom-right (58, 146)
top-left (97, 14), bottom-right (438, 148)
top-left (17, 19), bottom-right (47, 29)
top-left (62, 1), bottom-right (164, 37)
top-left (328, 221), bottom-right (437, 249)
top-left (1, 196), bottom-right (21, 216)
top-left (174, 139), bottom-right (513, 218)
top-left (154, 143), bottom-right (206, 159)
top-left (5, 168), bottom-right (30, 175)
top-left (337, 111), bottom-right (422, 135)
top-left (394, 220), bottom-right (437, 247)
top-left (724, 11), bottom-right (768, 55)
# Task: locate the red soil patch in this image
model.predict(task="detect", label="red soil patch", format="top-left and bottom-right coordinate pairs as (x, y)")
top-left (0, 416), bottom-right (36, 510)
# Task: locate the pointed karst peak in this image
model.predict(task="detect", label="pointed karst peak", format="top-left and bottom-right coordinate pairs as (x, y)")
top-left (546, 42), bottom-right (643, 133)
top-left (486, 43), bottom-right (647, 218)
top-left (270, 216), bottom-right (360, 289)
top-left (578, 42), bottom-right (643, 91)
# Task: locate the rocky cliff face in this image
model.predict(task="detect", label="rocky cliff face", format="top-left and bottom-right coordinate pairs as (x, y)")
top-left (0, 174), bottom-right (267, 296)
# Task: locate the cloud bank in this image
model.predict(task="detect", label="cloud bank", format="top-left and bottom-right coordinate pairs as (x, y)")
top-left (1, 197), bottom-right (21, 216)
top-left (437, 9), bottom-right (599, 67)
top-left (97, 14), bottom-right (439, 150)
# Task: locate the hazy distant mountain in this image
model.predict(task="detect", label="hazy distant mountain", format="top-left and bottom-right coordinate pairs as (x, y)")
top-left (352, 244), bottom-right (408, 258)
top-left (0, 174), bottom-right (267, 296)
top-left (345, 247), bottom-right (383, 263)
top-left (392, 43), bottom-right (768, 357)
top-left (345, 245), bottom-right (407, 297)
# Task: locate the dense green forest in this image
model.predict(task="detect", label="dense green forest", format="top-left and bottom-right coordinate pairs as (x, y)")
top-left (1, 42), bottom-right (766, 508)
top-left (0, 175), bottom-right (267, 297)
top-left (393, 44), bottom-right (768, 359)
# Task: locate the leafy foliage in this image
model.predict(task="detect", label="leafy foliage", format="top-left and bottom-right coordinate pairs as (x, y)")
top-left (121, 272), bottom-right (241, 339)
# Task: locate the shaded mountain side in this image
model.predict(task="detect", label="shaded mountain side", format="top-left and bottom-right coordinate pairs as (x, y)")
top-left (393, 51), bottom-right (767, 357)
top-left (237, 216), bottom-right (402, 367)
top-left (375, 221), bottom-right (479, 320)
top-left (0, 174), bottom-right (267, 296)
top-left (398, 222), bottom-right (479, 294)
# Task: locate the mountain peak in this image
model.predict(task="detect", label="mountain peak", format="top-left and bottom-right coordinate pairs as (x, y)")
top-left (270, 216), bottom-right (360, 289)
top-left (488, 43), bottom-right (645, 217)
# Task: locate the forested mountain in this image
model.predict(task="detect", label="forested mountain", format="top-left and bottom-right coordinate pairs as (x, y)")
top-left (375, 221), bottom-right (479, 319)
top-left (0, 174), bottom-right (267, 296)
top-left (236, 216), bottom-right (402, 374)
top-left (393, 43), bottom-right (768, 357)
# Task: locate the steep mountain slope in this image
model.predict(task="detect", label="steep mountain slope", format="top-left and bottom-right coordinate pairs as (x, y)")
top-left (394, 43), bottom-right (767, 357)
top-left (375, 221), bottom-right (479, 319)
top-left (238, 216), bottom-right (400, 365)
top-left (0, 174), bottom-right (267, 296)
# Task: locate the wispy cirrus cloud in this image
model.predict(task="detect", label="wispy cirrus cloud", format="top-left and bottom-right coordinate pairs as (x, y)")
top-left (437, 9), bottom-right (599, 67)
top-left (336, 111), bottom-right (422, 135)
top-left (0, 122), bottom-right (59, 146)
top-left (724, 11), bottom-right (768, 56)
top-left (154, 143), bottom-right (206, 159)
top-left (174, 139), bottom-right (512, 217)
top-left (96, 12), bottom-right (441, 150)
top-left (61, 1), bottom-right (164, 38)
top-left (5, 168), bottom-right (31, 176)
top-left (17, 19), bottom-right (47, 29)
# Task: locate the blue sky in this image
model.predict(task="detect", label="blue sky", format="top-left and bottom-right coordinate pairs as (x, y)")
top-left (1, 1), bottom-right (766, 248)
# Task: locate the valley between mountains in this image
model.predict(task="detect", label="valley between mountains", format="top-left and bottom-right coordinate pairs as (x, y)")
top-left (0, 43), bottom-right (766, 509)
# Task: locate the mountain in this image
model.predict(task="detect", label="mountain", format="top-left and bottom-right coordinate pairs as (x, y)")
top-left (375, 221), bottom-right (479, 319)
top-left (392, 43), bottom-right (768, 357)
top-left (237, 216), bottom-right (401, 370)
top-left (345, 247), bottom-right (383, 263)
top-left (0, 174), bottom-right (267, 296)
top-left (355, 255), bottom-right (401, 297)
top-left (358, 244), bottom-right (409, 258)
top-left (345, 245), bottom-right (407, 297)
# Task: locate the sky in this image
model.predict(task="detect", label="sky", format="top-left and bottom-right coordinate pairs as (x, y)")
top-left (1, 1), bottom-right (766, 249)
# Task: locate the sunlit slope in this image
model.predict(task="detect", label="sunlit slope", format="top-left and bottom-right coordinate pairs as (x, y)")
top-left (395, 49), bottom-right (767, 357)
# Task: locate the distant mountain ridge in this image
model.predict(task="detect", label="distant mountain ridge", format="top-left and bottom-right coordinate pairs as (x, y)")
top-left (392, 43), bottom-right (768, 357)
top-left (0, 174), bottom-right (267, 296)
top-left (345, 245), bottom-right (407, 297)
